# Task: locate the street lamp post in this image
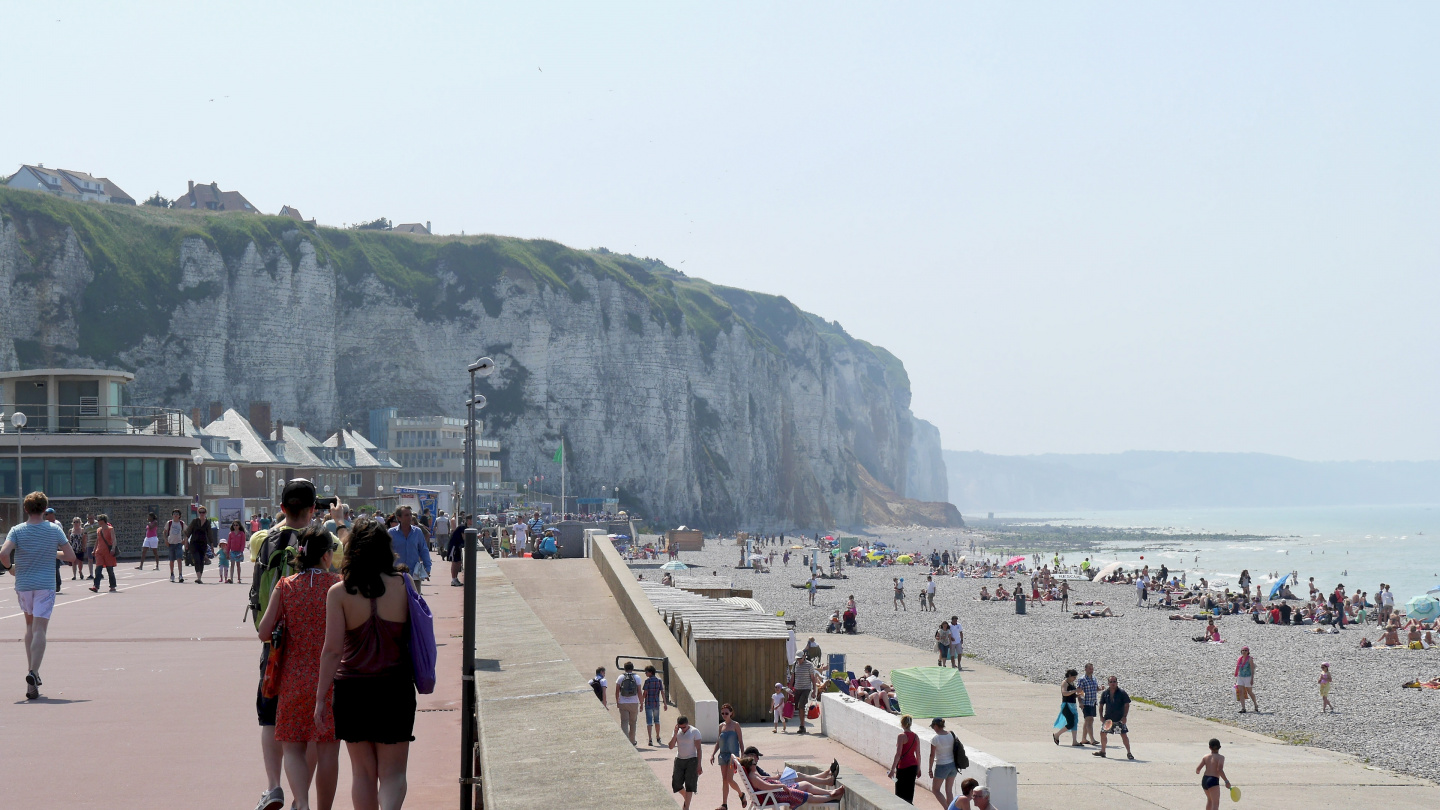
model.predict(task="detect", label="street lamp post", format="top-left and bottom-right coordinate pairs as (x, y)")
top-left (191, 449), bottom-right (206, 515)
top-left (461, 356), bottom-right (494, 810)
top-left (11, 411), bottom-right (27, 516)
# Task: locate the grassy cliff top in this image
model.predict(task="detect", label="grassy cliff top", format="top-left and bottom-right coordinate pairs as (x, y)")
top-left (0, 186), bottom-right (908, 388)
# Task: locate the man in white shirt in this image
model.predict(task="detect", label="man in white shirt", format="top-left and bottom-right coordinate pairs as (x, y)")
top-left (511, 518), bottom-right (529, 556)
top-left (668, 716), bottom-right (704, 810)
top-left (1136, 575), bottom-right (1148, 606)
top-left (433, 511), bottom-right (451, 550)
top-left (925, 576), bottom-right (937, 612)
top-left (948, 615), bottom-right (964, 669)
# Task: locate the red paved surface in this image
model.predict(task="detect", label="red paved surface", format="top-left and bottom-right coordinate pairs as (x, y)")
top-left (0, 564), bottom-right (464, 809)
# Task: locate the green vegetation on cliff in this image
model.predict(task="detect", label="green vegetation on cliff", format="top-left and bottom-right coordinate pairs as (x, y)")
top-left (0, 187), bottom-right (893, 376)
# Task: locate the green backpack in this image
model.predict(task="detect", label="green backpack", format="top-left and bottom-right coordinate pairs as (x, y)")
top-left (246, 527), bottom-right (300, 628)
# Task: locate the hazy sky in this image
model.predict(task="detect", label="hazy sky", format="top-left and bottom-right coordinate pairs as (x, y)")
top-left (5, 3), bottom-right (1437, 461)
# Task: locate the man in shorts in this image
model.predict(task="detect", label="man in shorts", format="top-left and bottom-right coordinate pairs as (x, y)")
top-left (641, 664), bottom-right (667, 745)
top-left (1095, 675), bottom-right (1134, 760)
top-left (0, 491), bottom-right (77, 700)
top-left (948, 615), bottom-right (964, 669)
top-left (165, 509), bottom-right (187, 582)
top-left (1076, 662), bottom-right (1100, 744)
top-left (668, 715), bottom-right (703, 810)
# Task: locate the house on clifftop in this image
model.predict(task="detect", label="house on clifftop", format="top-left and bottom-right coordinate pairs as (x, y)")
top-left (392, 221), bottom-right (431, 235)
top-left (176, 180), bottom-right (261, 213)
top-left (5, 164), bottom-right (135, 204)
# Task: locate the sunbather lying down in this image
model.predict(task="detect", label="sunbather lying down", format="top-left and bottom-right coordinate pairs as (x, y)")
top-left (1402, 677), bottom-right (1440, 689)
top-left (1072, 608), bottom-right (1116, 619)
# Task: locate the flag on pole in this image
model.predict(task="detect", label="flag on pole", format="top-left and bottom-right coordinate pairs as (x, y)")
top-left (553, 443), bottom-right (563, 464)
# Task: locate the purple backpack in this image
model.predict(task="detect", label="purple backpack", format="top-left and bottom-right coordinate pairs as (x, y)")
top-left (403, 574), bottom-right (437, 694)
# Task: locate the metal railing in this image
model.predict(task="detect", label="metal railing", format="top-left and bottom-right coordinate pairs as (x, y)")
top-left (0, 405), bottom-right (189, 436)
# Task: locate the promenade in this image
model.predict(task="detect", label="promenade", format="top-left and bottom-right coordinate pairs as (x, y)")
top-left (0, 566), bottom-right (464, 809)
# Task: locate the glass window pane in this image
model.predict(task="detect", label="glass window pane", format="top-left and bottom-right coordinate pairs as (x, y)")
top-left (161, 460), bottom-right (172, 495)
top-left (125, 458), bottom-right (143, 496)
top-left (0, 458), bottom-right (14, 499)
top-left (46, 458), bottom-right (72, 497)
top-left (108, 459), bottom-right (124, 496)
top-left (143, 459), bottom-right (159, 494)
top-left (22, 459), bottom-right (44, 494)
top-left (72, 459), bottom-right (96, 497)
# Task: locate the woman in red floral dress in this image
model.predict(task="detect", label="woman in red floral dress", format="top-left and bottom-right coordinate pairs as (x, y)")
top-left (258, 528), bottom-right (341, 810)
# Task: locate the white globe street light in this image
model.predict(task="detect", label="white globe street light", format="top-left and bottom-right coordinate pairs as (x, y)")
top-left (10, 412), bottom-right (26, 512)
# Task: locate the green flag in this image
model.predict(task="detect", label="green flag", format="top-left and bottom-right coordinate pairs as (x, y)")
top-left (553, 443), bottom-right (563, 464)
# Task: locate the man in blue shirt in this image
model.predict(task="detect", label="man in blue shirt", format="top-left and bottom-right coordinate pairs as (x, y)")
top-left (388, 506), bottom-right (431, 593)
top-left (0, 491), bottom-right (77, 700)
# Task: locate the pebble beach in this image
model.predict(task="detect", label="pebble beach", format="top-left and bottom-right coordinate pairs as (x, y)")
top-left (654, 528), bottom-right (1440, 784)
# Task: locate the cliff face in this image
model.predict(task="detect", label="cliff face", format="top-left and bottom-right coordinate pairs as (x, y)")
top-left (906, 416), bottom-right (949, 503)
top-left (0, 188), bottom-right (947, 529)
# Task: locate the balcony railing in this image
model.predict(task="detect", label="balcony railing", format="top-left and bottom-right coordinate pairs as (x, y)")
top-left (1, 405), bottom-right (189, 436)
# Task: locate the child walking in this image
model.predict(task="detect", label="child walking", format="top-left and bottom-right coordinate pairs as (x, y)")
top-left (1319, 662), bottom-right (1334, 712)
top-left (1196, 738), bottom-right (1231, 810)
top-left (772, 683), bottom-right (789, 733)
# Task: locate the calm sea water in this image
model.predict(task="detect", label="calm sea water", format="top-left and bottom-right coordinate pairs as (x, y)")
top-left (994, 505), bottom-right (1440, 602)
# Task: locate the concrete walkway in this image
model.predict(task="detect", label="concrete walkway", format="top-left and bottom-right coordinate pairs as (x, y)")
top-left (0, 565), bottom-right (464, 809)
top-left (817, 630), bottom-right (1440, 809)
top-left (501, 559), bottom-right (908, 809)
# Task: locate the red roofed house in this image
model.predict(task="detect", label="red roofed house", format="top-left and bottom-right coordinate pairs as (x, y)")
top-left (176, 180), bottom-right (260, 213)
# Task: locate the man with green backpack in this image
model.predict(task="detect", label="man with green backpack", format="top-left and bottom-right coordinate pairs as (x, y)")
top-left (248, 479), bottom-right (333, 810)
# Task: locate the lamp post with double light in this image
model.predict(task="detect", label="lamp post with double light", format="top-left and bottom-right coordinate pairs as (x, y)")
top-left (460, 356), bottom-right (494, 810)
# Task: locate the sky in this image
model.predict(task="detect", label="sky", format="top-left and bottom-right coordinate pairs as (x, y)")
top-left (4, 2), bottom-right (1437, 461)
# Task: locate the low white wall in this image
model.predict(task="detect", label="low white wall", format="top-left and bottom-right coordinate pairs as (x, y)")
top-left (820, 693), bottom-right (1018, 810)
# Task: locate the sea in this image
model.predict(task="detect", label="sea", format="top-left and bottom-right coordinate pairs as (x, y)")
top-left (992, 504), bottom-right (1440, 602)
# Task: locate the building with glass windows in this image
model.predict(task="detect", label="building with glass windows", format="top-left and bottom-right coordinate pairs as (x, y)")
top-left (0, 369), bottom-right (198, 555)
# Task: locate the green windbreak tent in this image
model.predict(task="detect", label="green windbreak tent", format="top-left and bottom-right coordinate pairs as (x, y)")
top-left (890, 666), bottom-right (975, 718)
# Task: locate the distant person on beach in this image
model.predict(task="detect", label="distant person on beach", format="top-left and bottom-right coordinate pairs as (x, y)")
top-left (668, 716), bottom-right (703, 810)
top-left (1077, 663), bottom-right (1100, 745)
top-left (894, 577), bottom-right (907, 611)
top-left (1, 491), bottom-right (76, 700)
top-left (1196, 738), bottom-right (1231, 810)
top-left (807, 574), bottom-right (817, 605)
top-left (925, 575), bottom-right (937, 611)
top-left (1093, 676), bottom-right (1133, 759)
top-left (1319, 662), bottom-right (1334, 713)
top-left (1234, 647), bottom-right (1259, 713)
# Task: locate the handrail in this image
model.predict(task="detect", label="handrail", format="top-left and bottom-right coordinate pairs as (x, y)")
top-left (0, 404), bottom-right (188, 436)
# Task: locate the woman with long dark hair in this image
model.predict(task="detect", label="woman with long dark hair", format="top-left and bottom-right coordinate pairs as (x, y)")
top-left (315, 518), bottom-right (414, 809)
top-left (257, 528), bottom-right (341, 810)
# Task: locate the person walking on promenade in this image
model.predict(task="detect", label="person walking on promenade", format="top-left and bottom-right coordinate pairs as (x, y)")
top-left (257, 528), bottom-right (342, 810)
top-left (68, 517), bottom-right (86, 581)
top-left (227, 520), bottom-right (248, 584)
top-left (615, 661), bottom-right (643, 745)
top-left (88, 514), bottom-right (119, 593)
top-left (447, 514), bottom-right (468, 587)
top-left (137, 513), bottom-right (161, 571)
top-left (936, 621), bottom-right (951, 666)
top-left (790, 651), bottom-right (821, 735)
top-left (43, 508), bottom-right (64, 592)
top-left (1093, 675), bottom-right (1133, 759)
top-left (948, 616), bottom-right (964, 670)
top-left (588, 667), bottom-right (608, 708)
top-left (165, 509), bottom-right (186, 582)
top-left (710, 703), bottom-right (745, 810)
top-left (928, 717), bottom-right (959, 808)
top-left (642, 665), bottom-right (667, 745)
top-left (1234, 646), bottom-right (1259, 713)
top-left (387, 506), bottom-right (431, 594)
top-left (1196, 738), bottom-right (1231, 810)
top-left (668, 715), bottom-right (703, 810)
top-left (315, 518), bottom-right (416, 810)
top-left (251, 480), bottom-right (320, 810)
top-left (888, 714), bottom-right (921, 802)
top-left (1319, 662), bottom-right (1334, 713)
top-left (1, 491), bottom-right (76, 700)
top-left (189, 507), bottom-right (213, 584)
top-left (1052, 669), bottom-right (1081, 746)
top-left (1077, 663), bottom-right (1100, 745)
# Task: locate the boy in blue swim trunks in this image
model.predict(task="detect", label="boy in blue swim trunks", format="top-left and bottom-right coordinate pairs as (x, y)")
top-left (641, 664), bottom-right (666, 745)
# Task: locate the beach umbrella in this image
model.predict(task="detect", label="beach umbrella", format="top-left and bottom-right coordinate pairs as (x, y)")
top-left (1093, 562), bottom-right (1124, 580)
top-left (890, 666), bottom-right (974, 719)
top-left (1005, 555), bottom-right (1026, 567)
top-left (1405, 595), bottom-right (1440, 622)
top-left (660, 560), bottom-right (689, 571)
top-left (897, 554), bottom-right (913, 564)
top-left (747, 553), bottom-right (765, 561)
top-left (1428, 585), bottom-right (1440, 597)
top-left (1267, 573), bottom-right (1291, 600)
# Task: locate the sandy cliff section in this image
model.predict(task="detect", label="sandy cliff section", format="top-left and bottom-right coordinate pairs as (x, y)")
top-left (857, 462), bottom-right (964, 528)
